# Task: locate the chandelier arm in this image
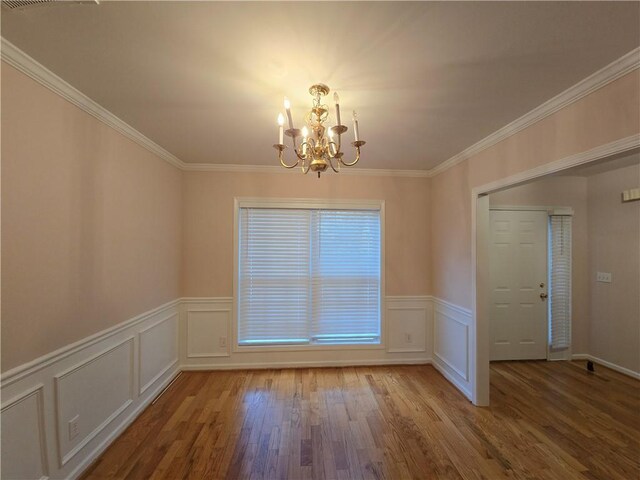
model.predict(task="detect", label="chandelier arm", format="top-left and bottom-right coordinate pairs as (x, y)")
top-left (328, 155), bottom-right (341, 173)
top-left (340, 147), bottom-right (361, 167)
top-left (293, 149), bottom-right (306, 162)
top-left (277, 148), bottom-right (300, 169)
top-left (294, 137), bottom-right (311, 162)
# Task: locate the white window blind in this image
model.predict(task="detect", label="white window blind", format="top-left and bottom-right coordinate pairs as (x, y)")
top-left (549, 215), bottom-right (572, 349)
top-left (237, 207), bottom-right (381, 346)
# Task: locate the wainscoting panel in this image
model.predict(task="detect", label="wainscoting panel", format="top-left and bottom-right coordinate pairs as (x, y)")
top-left (186, 308), bottom-right (231, 358)
top-left (432, 298), bottom-right (472, 399)
top-left (55, 338), bottom-right (134, 466)
top-left (1, 385), bottom-right (48, 480)
top-left (2, 295), bottom-right (481, 480)
top-left (139, 313), bottom-right (178, 395)
top-left (0, 300), bottom-right (180, 480)
top-left (180, 296), bottom-right (432, 370)
top-left (386, 296), bottom-right (432, 354)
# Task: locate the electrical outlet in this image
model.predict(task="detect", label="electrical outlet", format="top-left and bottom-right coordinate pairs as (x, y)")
top-left (596, 272), bottom-right (612, 283)
top-left (68, 415), bottom-right (79, 441)
top-left (219, 336), bottom-right (227, 348)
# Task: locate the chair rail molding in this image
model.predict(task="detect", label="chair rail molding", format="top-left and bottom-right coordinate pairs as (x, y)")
top-left (1, 301), bottom-right (181, 480)
top-left (7, 293), bottom-right (637, 479)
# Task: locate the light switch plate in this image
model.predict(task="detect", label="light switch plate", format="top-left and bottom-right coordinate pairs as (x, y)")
top-left (622, 188), bottom-right (640, 202)
top-left (596, 272), bottom-right (612, 283)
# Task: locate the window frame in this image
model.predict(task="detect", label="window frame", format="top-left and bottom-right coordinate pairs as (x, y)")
top-left (233, 197), bottom-right (386, 353)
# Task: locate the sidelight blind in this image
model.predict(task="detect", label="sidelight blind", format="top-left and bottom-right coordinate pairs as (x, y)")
top-left (237, 207), bottom-right (381, 346)
top-left (549, 215), bottom-right (572, 349)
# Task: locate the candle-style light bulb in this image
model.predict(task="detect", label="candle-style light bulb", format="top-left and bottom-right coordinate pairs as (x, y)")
top-left (284, 97), bottom-right (294, 129)
top-left (352, 111), bottom-right (360, 141)
top-left (328, 128), bottom-right (337, 155)
top-left (301, 126), bottom-right (309, 155)
top-left (333, 92), bottom-right (341, 126)
top-left (277, 113), bottom-right (284, 144)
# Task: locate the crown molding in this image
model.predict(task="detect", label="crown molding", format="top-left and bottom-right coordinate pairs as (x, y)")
top-left (1, 37), bottom-right (187, 170)
top-left (3, 36), bottom-right (637, 178)
top-left (181, 162), bottom-right (430, 177)
top-left (428, 46), bottom-right (640, 178)
top-left (473, 133), bottom-right (640, 196)
top-left (1, 37), bottom-right (429, 178)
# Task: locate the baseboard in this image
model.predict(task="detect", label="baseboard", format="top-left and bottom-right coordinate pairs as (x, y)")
top-left (1, 294), bottom-right (457, 479)
top-left (182, 358), bottom-right (432, 371)
top-left (431, 297), bottom-right (473, 401)
top-left (66, 367), bottom-right (180, 480)
top-left (572, 354), bottom-right (640, 380)
top-left (1, 301), bottom-right (181, 480)
top-left (432, 359), bottom-right (472, 401)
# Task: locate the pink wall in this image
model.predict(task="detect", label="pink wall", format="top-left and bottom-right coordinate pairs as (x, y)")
top-left (1, 64), bottom-right (183, 371)
top-left (182, 172), bottom-right (430, 297)
top-left (587, 162), bottom-right (640, 372)
top-left (430, 70), bottom-right (640, 309)
top-left (489, 176), bottom-right (589, 354)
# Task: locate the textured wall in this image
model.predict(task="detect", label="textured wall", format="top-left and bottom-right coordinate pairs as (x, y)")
top-left (182, 171), bottom-right (430, 297)
top-left (1, 64), bottom-right (183, 371)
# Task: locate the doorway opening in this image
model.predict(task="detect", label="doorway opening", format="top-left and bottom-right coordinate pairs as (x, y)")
top-left (471, 140), bottom-right (640, 406)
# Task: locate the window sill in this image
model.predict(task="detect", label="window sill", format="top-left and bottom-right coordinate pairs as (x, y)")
top-left (233, 342), bottom-right (386, 354)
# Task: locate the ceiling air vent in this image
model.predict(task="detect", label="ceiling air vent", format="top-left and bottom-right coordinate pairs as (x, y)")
top-left (2, 0), bottom-right (98, 10)
top-left (3, 0), bottom-right (54, 9)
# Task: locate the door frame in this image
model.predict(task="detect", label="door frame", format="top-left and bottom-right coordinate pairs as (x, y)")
top-left (488, 205), bottom-right (574, 361)
top-left (470, 135), bottom-right (640, 406)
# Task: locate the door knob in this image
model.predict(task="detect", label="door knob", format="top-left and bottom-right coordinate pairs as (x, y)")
top-left (540, 292), bottom-right (548, 300)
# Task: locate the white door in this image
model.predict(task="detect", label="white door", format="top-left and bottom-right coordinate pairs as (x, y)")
top-left (489, 210), bottom-right (548, 361)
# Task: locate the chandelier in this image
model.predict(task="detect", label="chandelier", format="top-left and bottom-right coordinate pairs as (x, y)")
top-left (274, 84), bottom-right (365, 177)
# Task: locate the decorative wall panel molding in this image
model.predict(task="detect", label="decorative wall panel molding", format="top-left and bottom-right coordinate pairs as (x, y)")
top-left (386, 296), bottom-right (432, 354)
top-left (1, 299), bottom-right (180, 388)
top-left (138, 313), bottom-right (178, 395)
top-left (54, 337), bottom-right (134, 466)
top-left (1, 385), bottom-right (48, 480)
top-left (432, 298), bottom-right (473, 400)
top-left (0, 301), bottom-right (180, 480)
top-left (180, 296), bottom-right (433, 370)
top-left (186, 308), bottom-right (231, 358)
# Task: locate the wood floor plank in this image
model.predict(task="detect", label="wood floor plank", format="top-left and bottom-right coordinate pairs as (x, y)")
top-left (81, 361), bottom-right (639, 480)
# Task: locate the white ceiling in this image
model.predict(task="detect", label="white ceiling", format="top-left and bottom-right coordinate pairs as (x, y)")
top-left (2, 1), bottom-right (639, 170)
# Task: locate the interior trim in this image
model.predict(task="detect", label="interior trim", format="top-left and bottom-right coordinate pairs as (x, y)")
top-left (2, 37), bottom-right (637, 178)
top-left (429, 46), bottom-right (640, 177)
top-left (0, 37), bottom-right (184, 170)
top-left (0, 299), bottom-right (180, 387)
top-left (572, 354), bottom-right (640, 380)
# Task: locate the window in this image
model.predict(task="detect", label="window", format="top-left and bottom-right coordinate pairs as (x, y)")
top-left (548, 215), bottom-right (572, 349)
top-left (236, 201), bottom-right (382, 347)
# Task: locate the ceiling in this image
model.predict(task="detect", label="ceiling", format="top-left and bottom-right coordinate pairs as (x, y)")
top-left (2, 1), bottom-right (639, 170)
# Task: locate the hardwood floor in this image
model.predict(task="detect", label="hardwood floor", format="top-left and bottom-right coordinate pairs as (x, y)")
top-left (81, 361), bottom-right (639, 479)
